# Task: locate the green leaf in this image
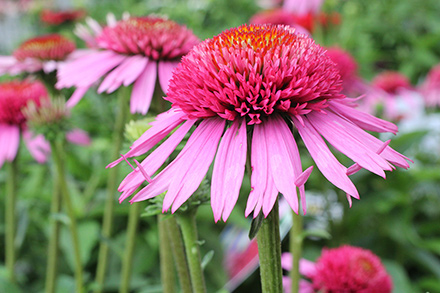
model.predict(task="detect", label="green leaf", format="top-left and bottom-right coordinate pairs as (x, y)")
top-left (382, 260), bottom-right (414, 293)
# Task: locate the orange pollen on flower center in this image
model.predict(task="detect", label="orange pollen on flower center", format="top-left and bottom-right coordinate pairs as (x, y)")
top-left (14, 34), bottom-right (75, 61)
top-left (211, 25), bottom-right (298, 53)
top-left (356, 257), bottom-right (377, 276)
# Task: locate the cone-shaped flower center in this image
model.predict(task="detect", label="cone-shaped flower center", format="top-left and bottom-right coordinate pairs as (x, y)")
top-left (167, 24), bottom-right (344, 125)
top-left (373, 71), bottom-right (411, 95)
top-left (96, 16), bottom-right (199, 60)
top-left (0, 80), bottom-right (48, 126)
top-left (13, 34), bottom-right (76, 61)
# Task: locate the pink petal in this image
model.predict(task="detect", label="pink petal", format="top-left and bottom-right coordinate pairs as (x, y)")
top-left (97, 55), bottom-right (148, 94)
top-left (211, 119), bottom-right (247, 222)
top-left (307, 111), bottom-right (393, 178)
top-left (292, 116), bottom-right (359, 200)
top-left (158, 61), bottom-right (180, 94)
top-left (66, 128), bottom-right (91, 146)
top-left (22, 130), bottom-right (50, 164)
top-left (328, 100), bottom-right (398, 134)
top-left (130, 60), bottom-right (157, 114)
top-left (0, 124), bottom-right (20, 168)
top-left (66, 87), bottom-right (90, 108)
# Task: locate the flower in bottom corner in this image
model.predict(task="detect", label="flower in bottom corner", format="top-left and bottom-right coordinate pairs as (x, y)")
top-left (281, 245), bottom-right (393, 293)
top-left (0, 79), bottom-right (50, 168)
top-left (109, 24), bottom-right (411, 222)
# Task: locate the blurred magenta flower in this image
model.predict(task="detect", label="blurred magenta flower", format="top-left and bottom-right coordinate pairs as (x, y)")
top-left (282, 245), bottom-right (393, 293)
top-left (40, 9), bottom-right (86, 25)
top-left (56, 15), bottom-right (199, 114)
top-left (0, 34), bottom-right (79, 75)
top-left (109, 24), bottom-right (410, 222)
top-left (420, 63), bottom-right (440, 108)
top-left (369, 71), bottom-right (424, 121)
top-left (0, 79), bottom-right (50, 167)
top-left (250, 9), bottom-right (311, 35)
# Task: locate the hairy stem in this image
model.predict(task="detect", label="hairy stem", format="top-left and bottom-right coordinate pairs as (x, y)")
top-left (290, 209), bottom-right (303, 293)
top-left (5, 158), bottom-right (18, 283)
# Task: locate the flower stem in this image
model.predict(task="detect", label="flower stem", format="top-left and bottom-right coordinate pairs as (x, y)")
top-left (176, 211), bottom-right (206, 293)
top-left (158, 215), bottom-right (176, 293)
top-left (165, 216), bottom-right (192, 293)
top-left (256, 199), bottom-right (283, 293)
top-left (45, 171), bottom-right (62, 293)
top-left (119, 203), bottom-right (141, 293)
top-left (50, 138), bottom-right (84, 293)
top-left (5, 158), bottom-right (18, 283)
top-left (289, 209), bottom-right (303, 293)
top-left (95, 87), bottom-right (130, 292)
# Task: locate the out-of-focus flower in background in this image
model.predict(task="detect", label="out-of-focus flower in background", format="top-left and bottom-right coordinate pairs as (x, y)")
top-left (420, 63), bottom-right (440, 108)
top-left (40, 9), bottom-right (86, 26)
top-left (57, 15), bottom-right (199, 114)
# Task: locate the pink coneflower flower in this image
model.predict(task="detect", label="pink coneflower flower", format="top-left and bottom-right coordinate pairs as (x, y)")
top-left (109, 24), bottom-right (410, 222)
top-left (325, 46), bottom-right (369, 96)
top-left (0, 79), bottom-right (50, 168)
top-left (0, 34), bottom-right (77, 75)
top-left (250, 9), bottom-right (311, 35)
top-left (370, 71), bottom-right (423, 121)
top-left (420, 63), bottom-right (440, 108)
top-left (56, 15), bottom-right (200, 114)
top-left (281, 246), bottom-right (393, 293)
top-left (40, 9), bottom-right (86, 25)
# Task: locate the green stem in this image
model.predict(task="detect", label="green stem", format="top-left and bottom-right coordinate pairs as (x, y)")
top-left (158, 215), bottom-right (176, 293)
top-left (289, 209), bottom-right (303, 293)
top-left (51, 139), bottom-right (84, 293)
top-left (5, 158), bottom-right (18, 283)
top-left (176, 211), bottom-right (206, 293)
top-left (45, 170), bottom-right (62, 293)
top-left (165, 216), bottom-right (192, 293)
top-left (119, 203), bottom-right (141, 293)
top-left (95, 87), bottom-right (130, 292)
top-left (256, 199), bottom-right (283, 293)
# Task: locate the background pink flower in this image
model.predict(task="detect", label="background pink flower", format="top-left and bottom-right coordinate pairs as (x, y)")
top-left (57, 15), bottom-right (200, 114)
top-left (109, 24), bottom-right (410, 222)
top-left (420, 63), bottom-right (440, 107)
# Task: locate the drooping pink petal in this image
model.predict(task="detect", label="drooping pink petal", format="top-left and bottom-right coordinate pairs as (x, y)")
top-left (107, 109), bottom-right (186, 168)
top-left (130, 60), bottom-right (157, 114)
top-left (328, 100), bottom-right (398, 134)
top-left (118, 119), bottom-right (196, 194)
top-left (292, 116), bottom-right (360, 200)
top-left (0, 124), bottom-right (20, 168)
top-left (158, 61), bottom-right (180, 94)
top-left (66, 86), bottom-right (90, 108)
top-left (165, 118), bottom-right (226, 213)
top-left (307, 111), bottom-right (393, 178)
top-left (22, 130), bottom-right (51, 164)
top-left (66, 128), bottom-right (91, 146)
top-left (211, 119), bottom-right (247, 222)
top-left (97, 55), bottom-right (148, 94)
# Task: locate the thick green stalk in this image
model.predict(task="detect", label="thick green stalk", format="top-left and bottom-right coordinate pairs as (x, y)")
top-left (256, 199), bottom-right (283, 293)
top-left (95, 87), bottom-right (130, 292)
top-left (119, 203), bottom-right (141, 293)
top-left (158, 215), bottom-right (176, 293)
top-left (176, 211), bottom-right (206, 293)
top-left (51, 139), bottom-right (84, 293)
top-left (165, 216), bottom-right (192, 293)
top-left (45, 172), bottom-right (62, 293)
top-left (289, 209), bottom-right (303, 293)
top-left (5, 158), bottom-right (18, 283)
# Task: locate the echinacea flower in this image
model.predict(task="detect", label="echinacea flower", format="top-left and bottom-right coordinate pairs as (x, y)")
top-left (109, 24), bottom-right (410, 222)
top-left (250, 9), bottom-right (311, 35)
top-left (0, 33), bottom-right (78, 76)
top-left (420, 63), bottom-right (440, 108)
top-left (56, 15), bottom-right (200, 114)
top-left (0, 79), bottom-right (50, 167)
top-left (369, 71), bottom-right (423, 121)
top-left (40, 9), bottom-right (86, 26)
top-left (281, 246), bottom-right (393, 293)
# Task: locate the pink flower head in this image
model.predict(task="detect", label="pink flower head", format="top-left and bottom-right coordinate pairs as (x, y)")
top-left (420, 63), bottom-right (440, 107)
top-left (40, 9), bottom-right (86, 26)
top-left (250, 9), bottom-right (311, 35)
top-left (0, 34), bottom-right (77, 75)
top-left (57, 15), bottom-right (200, 114)
top-left (0, 79), bottom-right (50, 167)
top-left (109, 24), bottom-right (410, 222)
top-left (312, 245), bottom-right (393, 292)
top-left (372, 71), bottom-right (412, 95)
